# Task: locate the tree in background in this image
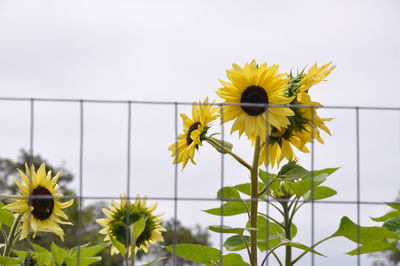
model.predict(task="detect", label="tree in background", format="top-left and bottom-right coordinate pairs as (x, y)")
top-left (0, 150), bottom-right (210, 265)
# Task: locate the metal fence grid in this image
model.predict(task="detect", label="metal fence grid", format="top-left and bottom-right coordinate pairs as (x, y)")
top-left (1, 96), bottom-right (398, 266)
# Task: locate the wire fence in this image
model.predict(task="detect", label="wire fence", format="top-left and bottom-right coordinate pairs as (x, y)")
top-left (0, 96), bottom-right (398, 266)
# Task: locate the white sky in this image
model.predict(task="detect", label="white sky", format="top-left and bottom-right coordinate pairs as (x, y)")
top-left (1, 0), bottom-right (400, 265)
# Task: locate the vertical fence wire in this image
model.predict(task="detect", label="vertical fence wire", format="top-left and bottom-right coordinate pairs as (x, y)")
top-left (26, 98), bottom-right (34, 265)
top-left (219, 103), bottom-right (225, 265)
top-left (311, 106), bottom-right (315, 266)
top-left (77, 100), bottom-right (84, 265)
top-left (173, 102), bottom-right (178, 265)
top-left (125, 102), bottom-right (132, 265)
top-left (356, 107), bottom-right (361, 266)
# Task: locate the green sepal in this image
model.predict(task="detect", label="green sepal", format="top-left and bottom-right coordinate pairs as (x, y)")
top-left (206, 137), bottom-right (233, 154)
top-left (109, 234), bottom-right (126, 256)
top-left (130, 217), bottom-right (146, 248)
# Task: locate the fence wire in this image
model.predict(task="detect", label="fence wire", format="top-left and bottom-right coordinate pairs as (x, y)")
top-left (0, 96), bottom-right (397, 266)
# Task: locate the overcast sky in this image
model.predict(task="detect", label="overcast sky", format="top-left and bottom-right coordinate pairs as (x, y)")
top-left (1, 0), bottom-right (400, 265)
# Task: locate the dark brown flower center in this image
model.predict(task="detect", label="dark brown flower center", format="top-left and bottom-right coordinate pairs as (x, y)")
top-left (240, 85), bottom-right (269, 116)
top-left (29, 186), bottom-right (54, 220)
top-left (186, 122), bottom-right (201, 146)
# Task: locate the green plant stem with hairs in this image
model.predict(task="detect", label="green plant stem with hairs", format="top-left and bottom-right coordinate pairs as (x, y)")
top-left (250, 136), bottom-right (261, 266)
top-left (2, 214), bottom-right (22, 257)
top-left (281, 202), bottom-right (292, 266)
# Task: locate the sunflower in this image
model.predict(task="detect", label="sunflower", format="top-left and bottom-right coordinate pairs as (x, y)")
top-left (168, 97), bottom-right (219, 168)
top-left (2, 163), bottom-right (74, 240)
top-left (96, 194), bottom-right (166, 256)
top-left (259, 127), bottom-right (310, 168)
top-left (216, 60), bottom-right (294, 141)
top-left (292, 62), bottom-right (335, 141)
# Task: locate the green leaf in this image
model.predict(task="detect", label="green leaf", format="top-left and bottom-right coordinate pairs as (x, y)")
top-left (31, 243), bottom-right (52, 255)
top-left (258, 169), bottom-right (276, 184)
top-left (11, 249), bottom-right (27, 261)
top-left (79, 243), bottom-right (107, 257)
top-left (383, 218), bottom-right (400, 234)
top-left (220, 253), bottom-right (249, 266)
top-left (332, 216), bottom-right (400, 245)
top-left (203, 202), bottom-right (250, 216)
top-left (209, 225), bottom-right (256, 235)
top-left (289, 175), bottom-right (327, 198)
top-left (217, 187), bottom-right (241, 201)
top-left (387, 202), bottom-right (400, 211)
top-left (0, 202), bottom-right (15, 227)
top-left (247, 215), bottom-right (285, 251)
top-left (130, 217), bottom-right (146, 247)
top-left (223, 235), bottom-right (250, 251)
top-left (303, 186), bottom-right (337, 201)
top-left (283, 241), bottom-right (325, 257)
top-left (347, 239), bottom-right (398, 255)
top-left (206, 137), bottom-right (233, 154)
top-left (277, 163), bottom-right (309, 180)
top-left (142, 257), bottom-right (167, 266)
top-left (311, 167), bottom-right (339, 177)
top-left (51, 242), bottom-right (67, 265)
top-left (234, 183), bottom-right (251, 196)
top-left (109, 234), bottom-right (126, 256)
top-left (165, 244), bottom-right (220, 264)
top-left (371, 210), bottom-right (400, 222)
top-left (64, 256), bottom-right (102, 266)
top-left (0, 255), bottom-right (22, 265)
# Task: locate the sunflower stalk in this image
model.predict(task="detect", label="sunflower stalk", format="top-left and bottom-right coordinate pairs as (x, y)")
top-left (250, 136), bottom-right (261, 266)
top-left (2, 214), bottom-right (22, 257)
top-left (205, 137), bottom-right (251, 170)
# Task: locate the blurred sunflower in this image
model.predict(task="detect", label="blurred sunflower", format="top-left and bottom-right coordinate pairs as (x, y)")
top-left (216, 60), bottom-right (294, 140)
top-left (96, 194), bottom-right (166, 256)
top-left (289, 62), bottom-right (335, 142)
top-left (2, 163), bottom-right (74, 240)
top-left (168, 97), bottom-right (219, 168)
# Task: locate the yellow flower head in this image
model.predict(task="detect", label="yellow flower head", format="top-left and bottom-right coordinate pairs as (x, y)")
top-left (168, 97), bottom-right (219, 168)
top-left (96, 194), bottom-right (166, 256)
top-left (2, 163), bottom-right (74, 240)
top-left (259, 127), bottom-right (310, 168)
top-left (216, 60), bottom-right (294, 140)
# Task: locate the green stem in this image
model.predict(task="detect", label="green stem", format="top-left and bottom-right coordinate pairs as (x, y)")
top-left (282, 203), bottom-right (292, 266)
top-left (257, 212), bottom-right (285, 229)
top-left (291, 236), bottom-right (333, 265)
top-left (258, 178), bottom-right (278, 197)
top-left (240, 234), bottom-right (254, 266)
top-left (129, 249), bottom-right (135, 266)
top-left (250, 136), bottom-right (261, 266)
top-left (3, 214), bottom-right (22, 257)
top-left (271, 250), bottom-right (284, 266)
top-left (205, 137), bottom-right (251, 170)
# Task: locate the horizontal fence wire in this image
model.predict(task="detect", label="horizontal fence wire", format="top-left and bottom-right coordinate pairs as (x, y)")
top-left (0, 96), bottom-right (398, 266)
